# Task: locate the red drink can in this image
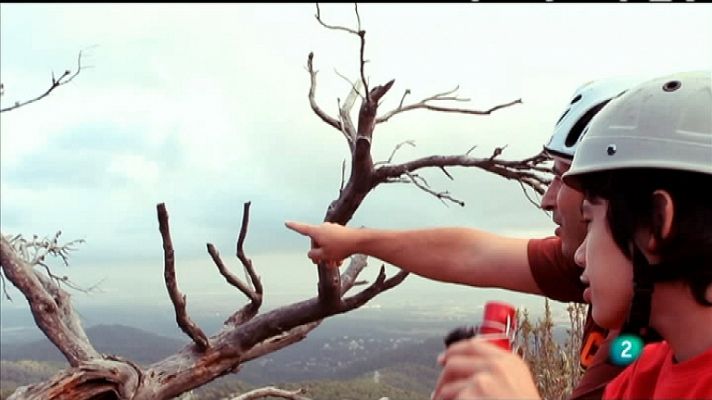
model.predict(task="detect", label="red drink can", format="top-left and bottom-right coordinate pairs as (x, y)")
top-left (444, 301), bottom-right (518, 352)
top-left (477, 301), bottom-right (517, 351)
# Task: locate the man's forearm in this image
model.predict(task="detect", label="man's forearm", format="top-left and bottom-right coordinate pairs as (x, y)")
top-left (353, 227), bottom-right (541, 294)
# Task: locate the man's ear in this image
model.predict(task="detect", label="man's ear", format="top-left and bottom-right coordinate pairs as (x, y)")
top-left (648, 190), bottom-right (675, 250)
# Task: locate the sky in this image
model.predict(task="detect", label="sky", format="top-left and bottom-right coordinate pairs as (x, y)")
top-left (1, 4), bottom-right (712, 325)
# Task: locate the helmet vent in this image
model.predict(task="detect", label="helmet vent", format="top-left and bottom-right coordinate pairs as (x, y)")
top-left (555, 109), bottom-right (570, 126)
top-left (607, 144), bottom-right (617, 156)
top-left (663, 80), bottom-right (681, 92)
top-left (570, 94), bottom-right (582, 104)
top-left (565, 101), bottom-right (610, 147)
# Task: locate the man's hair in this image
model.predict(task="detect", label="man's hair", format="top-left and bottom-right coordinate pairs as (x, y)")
top-left (579, 168), bottom-right (712, 306)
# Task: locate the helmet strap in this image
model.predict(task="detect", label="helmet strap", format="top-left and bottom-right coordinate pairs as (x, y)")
top-left (620, 246), bottom-right (663, 342)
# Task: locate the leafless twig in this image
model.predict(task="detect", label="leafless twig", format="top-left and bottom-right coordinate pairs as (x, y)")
top-left (315, 4), bottom-right (359, 35)
top-left (1, 48), bottom-right (93, 113)
top-left (340, 159), bottom-right (347, 193)
top-left (377, 91), bottom-right (522, 125)
top-left (307, 53), bottom-right (342, 132)
top-left (314, 4), bottom-right (369, 102)
top-left (334, 68), bottom-right (365, 100)
top-left (236, 202), bottom-right (262, 296)
top-left (157, 203), bottom-right (209, 351)
top-left (231, 386), bottom-right (311, 400)
top-left (405, 171), bottom-right (465, 207)
top-left (0, 271), bottom-right (12, 301)
top-left (207, 244), bottom-right (257, 302)
top-left (374, 140), bottom-right (416, 166)
top-left (375, 149), bottom-right (552, 200)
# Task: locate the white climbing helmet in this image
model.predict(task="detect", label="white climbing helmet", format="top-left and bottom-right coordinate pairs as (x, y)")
top-left (563, 70), bottom-right (712, 186)
top-left (544, 77), bottom-right (644, 160)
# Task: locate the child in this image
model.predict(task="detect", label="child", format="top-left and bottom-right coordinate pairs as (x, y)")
top-left (563, 70), bottom-right (712, 399)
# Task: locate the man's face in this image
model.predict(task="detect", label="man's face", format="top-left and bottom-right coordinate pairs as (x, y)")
top-left (540, 158), bottom-right (587, 259)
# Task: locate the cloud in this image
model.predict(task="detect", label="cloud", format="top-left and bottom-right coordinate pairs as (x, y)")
top-left (2, 3), bottom-right (711, 269)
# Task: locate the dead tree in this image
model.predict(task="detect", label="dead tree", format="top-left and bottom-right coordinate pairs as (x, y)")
top-left (0, 5), bottom-right (551, 400)
top-left (309, 4), bottom-right (549, 305)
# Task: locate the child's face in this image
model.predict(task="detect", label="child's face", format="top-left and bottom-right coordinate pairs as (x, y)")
top-left (575, 198), bottom-right (634, 329)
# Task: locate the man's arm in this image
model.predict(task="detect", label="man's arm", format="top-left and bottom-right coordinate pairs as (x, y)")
top-left (285, 222), bottom-right (544, 295)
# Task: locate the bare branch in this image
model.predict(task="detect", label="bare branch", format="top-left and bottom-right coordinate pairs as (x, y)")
top-left (340, 254), bottom-right (368, 294)
top-left (489, 145), bottom-right (507, 160)
top-left (367, 79), bottom-right (394, 106)
top-left (231, 386), bottom-right (310, 400)
top-left (240, 321), bottom-right (321, 363)
top-left (0, 236), bottom-right (100, 366)
top-left (340, 159), bottom-right (347, 193)
top-left (307, 52), bottom-right (342, 132)
top-left (354, 3), bottom-right (362, 31)
top-left (208, 201), bottom-right (264, 326)
top-left (314, 3), bottom-right (360, 35)
top-left (6, 231), bottom-right (96, 298)
top-left (405, 172), bottom-right (465, 207)
top-left (336, 79), bottom-right (362, 151)
top-left (398, 89), bottom-right (411, 109)
top-left (236, 202), bottom-right (262, 296)
top-left (8, 358), bottom-right (140, 400)
top-left (336, 98), bottom-right (355, 150)
top-left (341, 266), bottom-right (409, 310)
top-left (6, 231), bottom-right (85, 269)
top-left (439, 166), bottom-right (454, 181)
top-left (36, 261), bottom-right (99, 294)
top-left (334, 68), bottom-right (364, 100)
top-left (1, 49), bottom-right (90, 113)
top-left (375, 149), bottom-right (552, 198)
top-left (374, 140), bottom-right (416, 166)
top-left (207, 244), bottom-right (257, 302)
top-left (314, 4), bottom-right (369, 103)
top-left (358, 30), bottom-right (369, 103)
top-left (519, 180), bottom-right (543, 210)
top-left (0, 270), bottom-right (12, 301)
top-left (157, 203), bottom-right (209, 351)
top-left (377, 91), bottom-right (522, 125)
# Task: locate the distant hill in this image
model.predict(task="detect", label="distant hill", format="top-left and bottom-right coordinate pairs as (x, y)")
top-left (0, 324), bottom-right (187, 365)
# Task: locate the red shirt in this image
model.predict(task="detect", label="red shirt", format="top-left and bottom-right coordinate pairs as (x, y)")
top-left (604, 341), bottom-right (712, 399)
top-left (529, 237), bottom-right (626, 400)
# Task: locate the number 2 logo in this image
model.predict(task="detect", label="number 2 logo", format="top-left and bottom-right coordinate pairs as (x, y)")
top-left (619, 340), bottom-right (632, 359)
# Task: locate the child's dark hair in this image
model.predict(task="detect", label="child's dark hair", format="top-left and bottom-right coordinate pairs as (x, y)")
top-left (579, 168), bottom-right (712, 306)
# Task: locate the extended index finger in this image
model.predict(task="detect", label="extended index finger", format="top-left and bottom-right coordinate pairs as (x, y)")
top-left (284, 221), bottom-right (314, 237)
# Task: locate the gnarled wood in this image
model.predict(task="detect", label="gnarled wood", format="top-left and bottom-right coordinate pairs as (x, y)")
top-left (1, 237), bottom-right (99, 367)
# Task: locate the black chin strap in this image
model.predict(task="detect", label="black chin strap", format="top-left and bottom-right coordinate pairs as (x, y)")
top-left (620, 246), bottom-right (663, 342)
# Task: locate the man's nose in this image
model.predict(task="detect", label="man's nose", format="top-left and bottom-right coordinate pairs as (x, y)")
top-left (540, 183), bottom-right (558, 211)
